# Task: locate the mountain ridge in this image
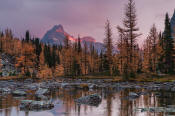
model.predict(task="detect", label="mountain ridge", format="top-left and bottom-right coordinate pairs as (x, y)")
top-left (41, 24), bottom-right (105, 53)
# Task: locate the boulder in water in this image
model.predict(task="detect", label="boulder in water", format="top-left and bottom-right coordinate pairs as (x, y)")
top-left (20, 100), bottom-right (54, 111)
top-left (75, 94), bottom-right (101, 106)
top-left (35, 88), bottom-right (49, 95)
top-left (12, 90), bottom-right (27, 96)
top-left (128, 92), bottom-right (139, 99)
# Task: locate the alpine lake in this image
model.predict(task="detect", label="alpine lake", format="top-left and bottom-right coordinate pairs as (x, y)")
top-left (0, 78), bottom-right (175, 116)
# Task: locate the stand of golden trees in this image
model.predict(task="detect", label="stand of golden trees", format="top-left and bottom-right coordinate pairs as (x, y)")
top-left (0, 0), bottom-right (174, 79)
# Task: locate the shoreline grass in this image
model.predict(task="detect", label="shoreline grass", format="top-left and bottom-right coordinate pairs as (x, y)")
top-left (0, 74), bottom-right (175, 83)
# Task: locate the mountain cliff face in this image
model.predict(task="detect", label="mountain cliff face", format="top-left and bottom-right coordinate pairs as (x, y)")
top-left (41, 25), bottom-right (105, 53)
top-left (41, 24), bottom-right (75, 45)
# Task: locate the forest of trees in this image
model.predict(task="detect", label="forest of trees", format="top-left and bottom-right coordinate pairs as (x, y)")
top-left (0, 0), bottom-right (174, 79)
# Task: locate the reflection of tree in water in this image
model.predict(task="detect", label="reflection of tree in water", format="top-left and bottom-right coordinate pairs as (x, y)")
top-left (53, 88), bottom-right (95, 116)
top-left (118, 89), bottom-right (170, 116)
top-left (157, 91), bottom-right (173, 106)
top-left (74, 90), bottom-right (99, 116)
top-left (63, 89), bottom-right (81, 116)
top-left (3, 95), bottom-right (14, 116)
top-left (119, 89), bottom-right (131, 116)
top-left (106, 90), bottom-right (112, 116)
top-left (25, 111), bottom-right (29, 116)
top-left (103, 87), bottom-right (116, 116)
top-left (0, 97), bottom-right (3, 113)
top-left (156, 91), bottom-right (175, 116)
top-left (77, 104), bottom-right (80, 116)
top-left (119, 89), bottom-right (142, 116)
top-left (0, 91), bottom-right (39, 116)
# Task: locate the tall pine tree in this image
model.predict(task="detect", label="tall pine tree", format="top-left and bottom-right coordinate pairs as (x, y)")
top-left (25, 30), bottom-right (30, 42)
top-left (163, 13), bottom-right (174, 73)
top-left (104, 20), bottom-right (113, 76)
top-left (77, 35), bottom-right (82, 53)
top-left (117, 0), bottom-right (140, 78)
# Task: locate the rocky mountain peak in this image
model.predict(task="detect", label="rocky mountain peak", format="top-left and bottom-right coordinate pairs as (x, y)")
top-left (52, 24), bottom-right (64, 33)
top-left (41, 24), bottom-right (105, 53)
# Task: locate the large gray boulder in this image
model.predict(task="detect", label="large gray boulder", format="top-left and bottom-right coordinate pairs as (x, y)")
top-left (0, 87), bottom-right (11, 93)
top-left (36, 94), bottom-right (48, 100)
top-left (20, 100), bottom-right (54, 111)
top-left (129, 92), bottom-right (139, 98)
top-left (12, 90), bottom-right (27, 96)
top-left (127, 92), bottom-right (139, 100)
top-left (35, 88), bottom-right (49, 95)
top-left (75, 94), bottom-right (102, 106)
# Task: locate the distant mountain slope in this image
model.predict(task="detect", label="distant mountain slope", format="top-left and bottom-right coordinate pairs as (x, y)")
top-left (80, 36), bottom-right (105, 53)
top-left (41, 25), bottom-right (105, 53)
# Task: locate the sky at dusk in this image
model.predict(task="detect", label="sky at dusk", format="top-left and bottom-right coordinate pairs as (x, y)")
top-left (1, 0), bottom-right (175, 45)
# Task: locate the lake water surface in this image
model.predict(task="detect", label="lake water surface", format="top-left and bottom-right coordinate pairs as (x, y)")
top-left (0, 82), bottom-right (174, 116)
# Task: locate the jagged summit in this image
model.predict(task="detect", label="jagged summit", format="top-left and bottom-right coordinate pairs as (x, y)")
top-left (41, 24), bottom-right (67, 45)
top-left (52, 24), bottom-right (64, 33)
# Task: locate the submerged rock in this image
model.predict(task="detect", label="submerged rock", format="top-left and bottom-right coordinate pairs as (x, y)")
top-left (12, 90), bottom-right (27, 96)
top-left (35, 88), bottom-right (49, 95)
top-left (135, 107), bottom-right (175, 113)
top-left (25, 84), bottom-right (38, 91)
top-left (129, 92), bottom-right (139, 98)
top-left (30, 100), bottom-right (54, 110)
top-left (123, 92), bottom-right (140, 100)
top-left (20, 100), bottom-right (33, 109)
top-left (0, 87), bottom-right (11, 93)
top-left (88, 84), bottom-right (98, 90)
top-left (20, 100), bottom-right (54, 111)
top-left (36, 94), bottom-right (48, 100)
top-left (75, 94), bottom-right (102, 106)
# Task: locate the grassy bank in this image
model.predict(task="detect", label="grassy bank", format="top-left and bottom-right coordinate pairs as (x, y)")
top-left (111, 74), bottom-right (175, 82)
top-left (73, 74), bottom-right (175, 83)
top-left (0, 74), bottom-right (175, 83)
top-left (132, 74), bottom-right (175, 82)
top-left (0, 76), bottom-right (21, 80)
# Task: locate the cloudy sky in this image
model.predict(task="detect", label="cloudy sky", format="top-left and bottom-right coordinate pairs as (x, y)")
top-left (0, 0), bottom-right (175, 45)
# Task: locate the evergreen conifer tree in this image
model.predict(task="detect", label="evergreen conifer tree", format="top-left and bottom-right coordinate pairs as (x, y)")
top-left (104, 20), bottom-right (113, 75)
top-left (163, 13), bottom-right (174, 73)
